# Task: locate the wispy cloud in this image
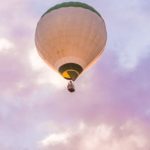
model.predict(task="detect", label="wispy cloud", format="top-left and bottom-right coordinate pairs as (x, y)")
top-left (39, 121), bottom-right (150, 150)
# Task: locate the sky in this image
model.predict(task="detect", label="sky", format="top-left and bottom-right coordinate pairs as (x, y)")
top-left (0, 0), bottom-right (150, 150)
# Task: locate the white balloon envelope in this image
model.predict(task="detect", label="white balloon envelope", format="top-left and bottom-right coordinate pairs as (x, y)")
top-left (35, 2), bottom-right (107, 91)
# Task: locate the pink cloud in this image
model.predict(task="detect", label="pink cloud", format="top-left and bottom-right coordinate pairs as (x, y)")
top-left (0, 0), bottom-right (150, 150)
top-left (38, 120), bottom-right (150, 150)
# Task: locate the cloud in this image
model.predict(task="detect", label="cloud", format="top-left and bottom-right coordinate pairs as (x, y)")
top-left (0, 0), bottom-right (150, 150)
top-left (39, 120), bottom-right (149, 150)
top-left (41, 132), bottom-right (70, 146)
top-left (0, 38), bottom-right (14, 52)
top-left (28, 49), bottom-right (67, 89)
top-left (97, 0), bottom-right (150, 70)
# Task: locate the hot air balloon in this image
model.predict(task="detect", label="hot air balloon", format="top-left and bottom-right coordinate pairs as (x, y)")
top-left (35, 2), bottom-right (107, 92)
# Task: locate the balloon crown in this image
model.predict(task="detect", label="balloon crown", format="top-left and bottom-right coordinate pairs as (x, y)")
top-left (42, 1), bottom-right (101, 18)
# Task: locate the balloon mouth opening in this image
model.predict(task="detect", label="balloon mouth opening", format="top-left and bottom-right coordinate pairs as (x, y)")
top-left (58, 63), bottom-right (83, 81)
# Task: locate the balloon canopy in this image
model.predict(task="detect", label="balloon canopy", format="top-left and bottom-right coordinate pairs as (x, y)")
top-left (35, 1), bottom-right (107, 81)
